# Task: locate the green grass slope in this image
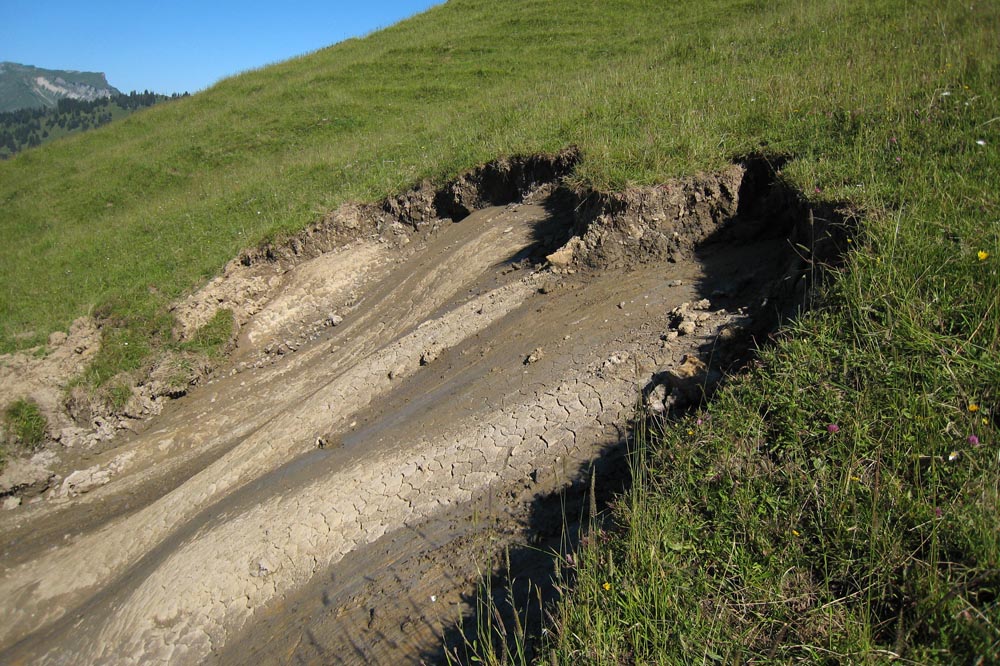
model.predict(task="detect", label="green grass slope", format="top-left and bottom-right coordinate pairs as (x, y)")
top-left (2, 0), bottom-right (991, 359)
top-left (1, 0), bottom-right (998, 660)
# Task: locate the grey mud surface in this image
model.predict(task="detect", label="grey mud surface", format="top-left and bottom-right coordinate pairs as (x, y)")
top-left (0, 156), bottom-right (841, 665)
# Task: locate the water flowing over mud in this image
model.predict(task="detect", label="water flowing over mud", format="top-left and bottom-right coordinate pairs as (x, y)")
top-left (0, 151), bottom-right (848, 664)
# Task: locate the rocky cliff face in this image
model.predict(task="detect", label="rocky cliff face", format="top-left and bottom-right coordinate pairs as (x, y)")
top-left (0, 62), bottom-right (120, 112)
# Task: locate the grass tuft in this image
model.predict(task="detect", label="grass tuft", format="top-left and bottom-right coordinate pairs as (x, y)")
top-left (179, 308), bottom-right (235, 357)
top-left (2, 398), bottom-right (48, 468)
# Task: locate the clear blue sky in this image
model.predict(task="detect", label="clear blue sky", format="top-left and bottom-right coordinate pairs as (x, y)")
top-left (2, 1), bottom-right (441, 94)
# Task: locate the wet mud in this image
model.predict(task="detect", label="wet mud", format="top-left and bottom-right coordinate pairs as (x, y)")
top-left (0, 151), bottom-right (849, 664)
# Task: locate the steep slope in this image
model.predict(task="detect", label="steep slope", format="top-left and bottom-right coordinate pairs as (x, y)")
top-left (0, 154), bottom-right (838, 663)
top-left (5, 0), bottom-right (991, 357)
top-left (1, 1), bottom-right (997, 663)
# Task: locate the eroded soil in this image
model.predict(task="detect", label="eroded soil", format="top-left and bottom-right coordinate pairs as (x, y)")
top-left (0, 154), bottom-right (845, 665)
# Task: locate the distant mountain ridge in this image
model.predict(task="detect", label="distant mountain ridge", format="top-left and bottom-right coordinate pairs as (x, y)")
top-left (0, 62), bottom-right (120, 113)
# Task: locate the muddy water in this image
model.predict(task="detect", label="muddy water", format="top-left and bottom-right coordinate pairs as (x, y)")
top-left (0, 185), bottom-right (800, 664)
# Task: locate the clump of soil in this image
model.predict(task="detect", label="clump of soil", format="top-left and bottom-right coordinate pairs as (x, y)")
top-left (548, 164), bottom-right (745, 270)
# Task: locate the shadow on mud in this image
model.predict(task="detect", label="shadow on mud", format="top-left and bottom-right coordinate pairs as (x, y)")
top-left (426, 155), bottom-right (855, 665)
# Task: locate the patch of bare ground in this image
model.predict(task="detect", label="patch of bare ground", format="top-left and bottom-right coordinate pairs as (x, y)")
top-left (0, 149), bottom-right (850, 665)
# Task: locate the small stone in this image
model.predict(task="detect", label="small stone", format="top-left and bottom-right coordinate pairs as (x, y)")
top-left (57, 427), bottom-right (88, 447)
top-left (328, 314), bottom-right (344, 327)
top-left (420, 348), bottom-right (439, 365)
top-left (667, 279), bottom-right (684, 287)
top-left (677, 319), bottom-right (697, 336)
top-left (59, 465), bottom-right (112, 497)
top-left (693, 299), bottom-right (712, 310)
top-left (2, 496), bottom-right (21, 510)
top-left (524, 348), bottom-right (544, 365)
top-left (646, 384), bottom-right (668, 414)
top-left (618, 301), bottom-right (626, 309)
top-left (671, 302), bottom-right (691, 317)
top-left (546, 237), bottom-right (583, 267)
top-left (603, 352), bottom-right (629, 367)
top-left (665, 355), bottom-right (720, 405)
top-left (388, 364), bottom-right (407, 379)
top-left (718, 325), bottom-right (740, 341)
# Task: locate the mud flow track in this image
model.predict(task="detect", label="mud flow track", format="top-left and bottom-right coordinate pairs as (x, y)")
top-left (0, 154), bottom-right (846, 664)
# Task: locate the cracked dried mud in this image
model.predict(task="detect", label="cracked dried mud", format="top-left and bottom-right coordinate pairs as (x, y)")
top-left (0, 156), bottom-right (844, 664)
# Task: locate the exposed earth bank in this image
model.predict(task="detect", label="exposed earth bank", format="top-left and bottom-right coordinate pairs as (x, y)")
top-left (0, 151), bottom-right (847, 664)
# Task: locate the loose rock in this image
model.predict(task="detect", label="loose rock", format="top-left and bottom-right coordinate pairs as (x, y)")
top-left (420, 348), bottom-right (440, 366)
top-left (646, 383), bottom-right (668, 414)
top-left (59, 466), bottom-right (112, 498)
top-left (677, 320), bottom-right (697, 336)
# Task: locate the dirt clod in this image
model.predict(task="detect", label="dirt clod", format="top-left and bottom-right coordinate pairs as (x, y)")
top-left (678, 320), bottom-right (697, 335)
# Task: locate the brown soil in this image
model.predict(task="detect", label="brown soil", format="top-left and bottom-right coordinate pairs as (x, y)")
top-left (0, 151), bottom-right (848, 665)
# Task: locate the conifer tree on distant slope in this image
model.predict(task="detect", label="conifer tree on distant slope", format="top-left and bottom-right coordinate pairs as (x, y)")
top-left (0, 90), bottom-right (186, 158)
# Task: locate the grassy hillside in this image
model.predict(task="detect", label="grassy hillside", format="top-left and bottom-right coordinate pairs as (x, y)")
top-left (1, 0), bottom-right (998, 661)
top-left (0, 92), bottom-right (176, 158)
top-left (2, 0), bottom-right (991, 358)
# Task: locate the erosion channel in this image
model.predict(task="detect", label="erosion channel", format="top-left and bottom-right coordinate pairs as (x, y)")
top-left (0, 152), bottom-right (847, 664)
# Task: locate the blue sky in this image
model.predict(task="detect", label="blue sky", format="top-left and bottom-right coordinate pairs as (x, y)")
top-left (2, 1), bottom-right (440, 94)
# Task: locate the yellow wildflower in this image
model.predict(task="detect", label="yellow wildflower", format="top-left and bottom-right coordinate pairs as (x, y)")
top-left (978, 250), bottom-right (989, 261)
top-left (603, 582), bottom-right (611, 591)
top-left (791, 529), bottom-right (801, 537)
top-left (969, 403), bottom-right (980, 413)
